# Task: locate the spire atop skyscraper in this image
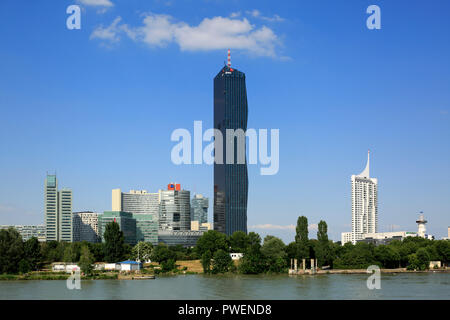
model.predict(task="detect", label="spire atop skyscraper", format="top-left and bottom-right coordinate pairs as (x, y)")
top-left (227, 49), bottom-right (231, 68)
top-left (358, 149), bottom-right (370, 178)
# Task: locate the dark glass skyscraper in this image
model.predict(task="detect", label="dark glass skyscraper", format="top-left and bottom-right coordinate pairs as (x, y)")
top-left (213, 61), bottom-right (248, 236)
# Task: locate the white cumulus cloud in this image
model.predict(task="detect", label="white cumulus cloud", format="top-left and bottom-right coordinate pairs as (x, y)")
top-left (90, 13), bottom-right (282, 57)
top-left (90, 16), bottom-right (123, 42)
top-left (246, 9), bottom-right (285, 22)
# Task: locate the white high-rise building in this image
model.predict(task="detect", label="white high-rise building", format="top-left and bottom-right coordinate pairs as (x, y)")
top-left (346, 151), bottom-right (378, 244)
top-left (112, 189), bottom-right (159, 215)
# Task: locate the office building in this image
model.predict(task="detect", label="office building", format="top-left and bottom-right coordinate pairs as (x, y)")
top-left (112, 189), bottom-right (159, 216)
top-left (158, 183), bottom-right (190, 231)
top-left (158, 230), bottom-right (204, 247)
top-left (99, 211), bottom-right (136, 245)
top-left (191, 194), bottom-right (209, 224)
top-left (357, 231), bottom-right (418, 246)
top-left (44, 174), bottom-right (73, 242)
top-left (72, 211), bottom-right (100, 243)
top-left (132, 213), bottom-right (158, 245)
top-left (0, 225), bottom-right (46, 242)
top-left (341, 232), bottom-right (352, 245)
top-left (214, 50), bottom-right (249, 236)
top-left (112, 189), bottom-right (159, 244)
top-left (191, 221), bottom-right (212, 232)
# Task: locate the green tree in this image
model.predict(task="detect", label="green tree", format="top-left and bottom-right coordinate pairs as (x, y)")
top-left (103, 222), bottom-right (126, 263)
top-left (161, 259), bottom-right (176, 272)
top-left (334, 242), bottom-right (377, 269)
top-left (0, 228), bottom-right (24, 274)
top-left (79, 245), bottom-right (95, 275)
top-left (317, 220), bottom-right (328, 242)
top-left (432, 240), bottom-right (450, 263)
top-left (201, 251), bottom-right (212, 273)
top-left (246, 232), bottom-right (262, 252)
top-left (286, 242), bottom-right (298, 260)
top-left (374, 245), bottom-right (401, 268)
top-left (295, 216), bottom-right (309, 260)
top-left (131, 242), bottom-right (154, 262)
top-left (23, 237), bottom-right (42, 271)
top-left (87, 242), bottom-right (104, 262)
top-left (228, 231), bottom-right (248, 253)
top-left (238, 249), bottom-right (265, 274)
top-left (18, 259), bottom-right (31, 274)
top-left (212, 249), bottom-right (232, 274)
top-left (239, 233), bottom-right (265, 274)
top-left (151, 243), bottom-right (177, 271)
top-left (195, 230), bottom-right (228, 257)
top-left (63, 244), bottom-right (77, 263)
top-left (407, 247), bottom-right (430, 270)
top-left (261, 236), bottom-right (287, 273)
top-left (41, 240), bottom-right (64, 263)
top-left (315, 220), bottom-right (334, 267)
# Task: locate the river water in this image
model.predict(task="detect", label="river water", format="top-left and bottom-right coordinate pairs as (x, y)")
top-left (0, 273), bottom-right (449, 300)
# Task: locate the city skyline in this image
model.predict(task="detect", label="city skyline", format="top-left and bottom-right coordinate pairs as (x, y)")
top-left (1, 1), bottom-right (449, 243)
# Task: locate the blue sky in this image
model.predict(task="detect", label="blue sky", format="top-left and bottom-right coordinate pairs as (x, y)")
top-left (0, 0), bottom-right (449, 243)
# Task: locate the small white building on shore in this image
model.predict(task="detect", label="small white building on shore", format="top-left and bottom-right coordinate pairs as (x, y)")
top-left (119, 260), bottom-right (141, 272)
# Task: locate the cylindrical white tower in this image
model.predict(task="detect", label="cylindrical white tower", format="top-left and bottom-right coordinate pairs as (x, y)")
top-left (416, 212), bottom-right (427, 238)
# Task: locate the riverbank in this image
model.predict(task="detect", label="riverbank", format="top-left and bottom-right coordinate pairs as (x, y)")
top-left (289, 268), bottom-right (450, 275)
top-left (0, 272), bottom-right (119, 281)
top-left (2, 257), bottom-right (449, 281)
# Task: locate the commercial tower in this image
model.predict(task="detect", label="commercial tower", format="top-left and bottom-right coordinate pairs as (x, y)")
top-left (159, 183), bottom-right (191, 231)
top-left (44, 174), bottom-right (73, 242)
top-left (191, 194), bottom-right (209, 224)
top-left (213, 50), bottom-right (248, 236)
top-left (111, 189), bottom-right (159, 244)
top-left (350, 151), bottom-right (378, 244)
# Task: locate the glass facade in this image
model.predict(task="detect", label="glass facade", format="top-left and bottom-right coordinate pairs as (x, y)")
top-left (213, 65), bottom-right (248, 236)
top-left (191, 194), bottom-right (209, 224)
top-left (132, 213), bottom-right (158, 245)
top-left (158, 230), bottom-right (205, 248)
top-left (159, 189), bottom-right (191, 231)
top-left (99, 211), bottom-right (136, 245)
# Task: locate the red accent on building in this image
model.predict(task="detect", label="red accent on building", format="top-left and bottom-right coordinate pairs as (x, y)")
top-left (168, 183), bottom-right (181, 191)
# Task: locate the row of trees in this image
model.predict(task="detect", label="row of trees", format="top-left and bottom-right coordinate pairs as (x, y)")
top-left (288, 216), bottom-right (450, 271)
top-left (2, 218), bottom-right (449, 275)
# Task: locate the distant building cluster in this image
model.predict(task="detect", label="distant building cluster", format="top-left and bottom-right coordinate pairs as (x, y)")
top-left (39, 175), bottom-right (211, 247)
top-left (0, 225), bottom-right (45, 242)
